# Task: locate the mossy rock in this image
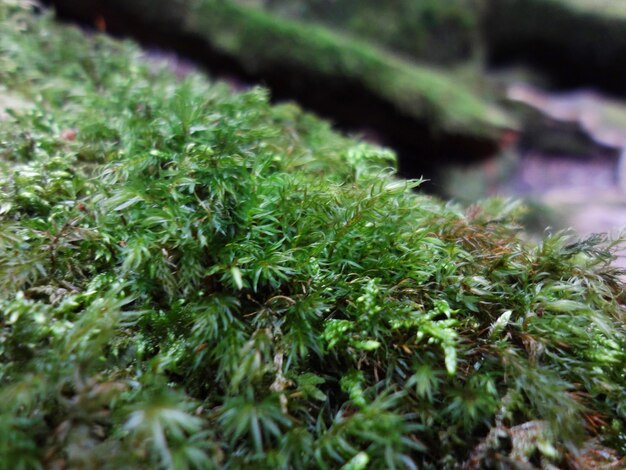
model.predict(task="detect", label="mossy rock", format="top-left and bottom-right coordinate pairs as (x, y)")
top-left (1, 2), bottom-right (626, 468)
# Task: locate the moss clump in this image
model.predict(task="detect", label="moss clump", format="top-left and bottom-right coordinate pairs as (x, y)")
top-left (1, 3), bottom-right (625, 469)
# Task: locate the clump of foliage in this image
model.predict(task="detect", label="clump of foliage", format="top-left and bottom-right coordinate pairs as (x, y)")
top-left (1, 3), bottom-right (625, 468)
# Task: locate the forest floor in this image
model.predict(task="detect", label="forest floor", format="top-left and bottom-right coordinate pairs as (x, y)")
top-left (503, 84), bottom-right (626, 241)
top-left (510, 153), bottom-right (626, 235)
top-left (500, 152), bottom-right (626, 267)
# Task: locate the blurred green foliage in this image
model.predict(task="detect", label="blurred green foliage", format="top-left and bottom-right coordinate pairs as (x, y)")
top-left (247, 0), bottom-right (481, 65)
top-left (50, 0), bottom-right (512, 143)
top-left (0, 2), bottom-right (625, 469)
top-left (189, 0), bottom-right (509, 137)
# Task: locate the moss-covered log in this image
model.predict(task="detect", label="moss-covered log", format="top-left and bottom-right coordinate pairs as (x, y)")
top-left (46, 0), bottom-right (512, 175)
top-left (240, 0), bottom-right (482, 66)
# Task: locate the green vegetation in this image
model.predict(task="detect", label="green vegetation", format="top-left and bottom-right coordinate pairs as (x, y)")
top-left (255, 0), bottom-right (626, 66)
top-left (241, 0), bottom-right (481, 65)
top-left (551, 0), bottom-right (626, 18)
top-left (51, 0), bottom-right (512, 144)
top-left (190, 1), bottom-right (509, 137)
top-left (1, 2), bottom-right (625, 468)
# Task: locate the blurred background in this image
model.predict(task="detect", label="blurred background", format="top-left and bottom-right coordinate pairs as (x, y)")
top-left (41, 0), bottom-right (626, 240)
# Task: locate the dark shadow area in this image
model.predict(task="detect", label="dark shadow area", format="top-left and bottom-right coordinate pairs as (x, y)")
top-left (484, 4), bottom-right (626, 96)
top-left (487, 42), bottom-right (626, 96)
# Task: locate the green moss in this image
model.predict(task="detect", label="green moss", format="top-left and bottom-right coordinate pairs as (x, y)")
top-left (0, 3), bottom-right (625, 468)
top-left (51, 0), bottom-right (512, 141)
top-left (242, 0), bottom-right (482, 65)
top-left (486, 0), bottom-right (626, 36)
top-left (187, 0), bottom-right (510, 138)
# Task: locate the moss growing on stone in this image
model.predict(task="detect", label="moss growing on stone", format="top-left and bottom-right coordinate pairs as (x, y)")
top-left (0, 3), bottom-right (625, 469)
